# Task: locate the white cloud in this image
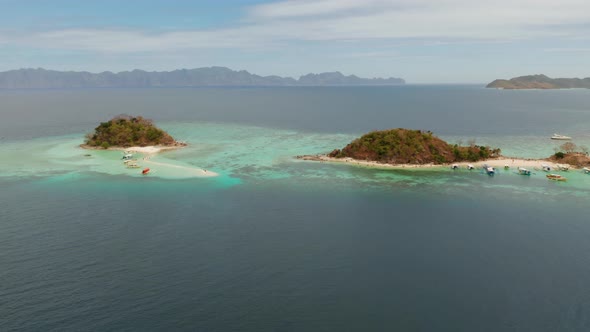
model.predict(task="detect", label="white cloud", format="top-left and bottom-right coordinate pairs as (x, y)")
top-left (248, 0), bottom-right (378, 19)
top-left (1, 0), bottom-right (589, 54)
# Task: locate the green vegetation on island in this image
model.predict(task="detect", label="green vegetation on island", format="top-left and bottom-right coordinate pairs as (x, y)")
top-left (84, 115), bottom-right (177, 149)
top-left (328, 128), bottom-right (501, 164)
top-left (487, 74), bottom-right (590, 89)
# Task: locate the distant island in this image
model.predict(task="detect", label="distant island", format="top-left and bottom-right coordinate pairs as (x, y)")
top-left (0, 67), bottom-right (405, 89)
top-left (82, 115), bottom-right (184, 151)
top-left (486, 74), bottom-right (590, 89)
top-left (298, 128), bottom-right (590, 170)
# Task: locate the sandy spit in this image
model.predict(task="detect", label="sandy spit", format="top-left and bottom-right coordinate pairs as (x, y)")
top-left (297, 155), bottom-right (574, 171)
top-left (80, 143), bottom-right (186, 154)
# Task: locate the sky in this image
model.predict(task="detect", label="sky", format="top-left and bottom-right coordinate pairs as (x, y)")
top-left (0, 0), bottom-right (589, 83)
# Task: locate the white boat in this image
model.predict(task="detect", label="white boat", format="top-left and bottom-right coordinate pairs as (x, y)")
top-left (518, 167), bottom-right (531, 175)
top-left (504, 164), bottom-right (510, 170)
top-left (122, 153), bottom-right (134, 160)
top-left (551, 134), bottom-right (572, 140)
top-left (583, 167), bottom-right (590, 174)
top-left (451, 164), bottom-right (459, 170)
top-left (483, 164), bottom-right (495, 175)
top-left (467, 164), bottom-right (475, 170)
top-left (541, 164), bottom-right (551, 172)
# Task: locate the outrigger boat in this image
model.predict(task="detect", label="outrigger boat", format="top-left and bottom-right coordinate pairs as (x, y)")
top-left (518, 167), bottom-right (531, 175)
top-left (551, 134), bottom-right (572, 140)
top-left (483, 164), bottom-right (495, 176)
top-left (546, 174), bottom-right (567, 181)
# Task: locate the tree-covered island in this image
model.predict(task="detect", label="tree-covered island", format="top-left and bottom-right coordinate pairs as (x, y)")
top-left (83, 115), bottom-right (183, 149)
top-left (325, 128), bottom-right (501, 164)
top-left (298, 129), bottom-right (590, 171)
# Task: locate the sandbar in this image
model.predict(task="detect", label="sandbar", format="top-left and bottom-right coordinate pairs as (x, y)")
top-left (142, 159), bottom-right (217, 177)
top-left (81, 144), bottom-right (186, 154)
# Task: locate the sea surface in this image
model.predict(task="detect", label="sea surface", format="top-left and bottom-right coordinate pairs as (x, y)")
top-left (1, 86), bottom-right (590, 331)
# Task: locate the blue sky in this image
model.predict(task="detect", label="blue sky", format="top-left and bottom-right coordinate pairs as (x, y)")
top-left (0, 0), bottom-right (589, 83)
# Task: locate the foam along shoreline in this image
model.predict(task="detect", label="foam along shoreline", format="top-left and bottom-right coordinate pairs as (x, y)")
top-left (297, 155), bottom-right (573, 171)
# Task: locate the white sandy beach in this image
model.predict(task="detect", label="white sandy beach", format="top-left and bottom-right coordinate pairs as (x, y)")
top-left (124, 145), bottom-right (218, 177)
top-left (81, 144), bottom-right (186, 154)
top-left (142, 159), bottom-right (218, 177)
top-left (115, 145), bottom-right (184, 154)
top-left (298, 155), bottom-right (573, 171)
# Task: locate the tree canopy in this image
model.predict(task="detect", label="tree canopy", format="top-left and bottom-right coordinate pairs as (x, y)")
top-left (328, 128), bottom-right (501, 164)
top-left (84, 115), bottom-right (176, 148)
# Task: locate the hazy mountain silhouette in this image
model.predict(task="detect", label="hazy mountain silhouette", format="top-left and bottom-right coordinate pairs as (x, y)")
top-left (0, 67), bottom-right (405, 88)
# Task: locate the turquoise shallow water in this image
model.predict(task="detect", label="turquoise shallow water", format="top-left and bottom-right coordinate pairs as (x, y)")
top-left (2, 87), bottom-right (590, 331)
top-left (1, 121), bottom-right (589, 197)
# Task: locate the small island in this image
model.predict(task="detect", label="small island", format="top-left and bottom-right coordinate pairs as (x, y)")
top-left (80, 115), bottom-right (218, 178)
top-left (486, 74), bottom-right (590, 90)
top-left (82, 115), bottom-right (185, 152)
top-left (298, 128), bottom-right (590, 171)
top-left (325, 128), bottom-right (500, 164)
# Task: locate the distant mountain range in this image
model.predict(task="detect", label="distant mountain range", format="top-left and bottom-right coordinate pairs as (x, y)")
top-left (487, 74), bottom-right (590, 89)
top-left (0, 67), bottom-right (405, 89)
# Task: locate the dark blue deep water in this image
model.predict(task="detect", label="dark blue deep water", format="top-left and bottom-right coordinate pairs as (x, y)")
top-left (2, 86), bottom-right (590, 331)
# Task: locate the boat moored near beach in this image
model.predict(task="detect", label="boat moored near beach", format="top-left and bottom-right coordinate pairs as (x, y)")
top-left (451, 164), bottom-right (459, 170)
top-left (583, 167), bottom-right (590, 174)
top-left (467, 164), bottom-right (475, 170)
top-left (518, 167), bottom-right (531, 175)
top-left (551, 134), bottom-right (572, 140)
top-left (557, 164), bottom-right (569, 171)
top-left (546, 174), bottom-right (567, 181)
top-left (483, 164), bottom-right (495, 176)
top-left (541, 164), bottom-right (551, 172)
